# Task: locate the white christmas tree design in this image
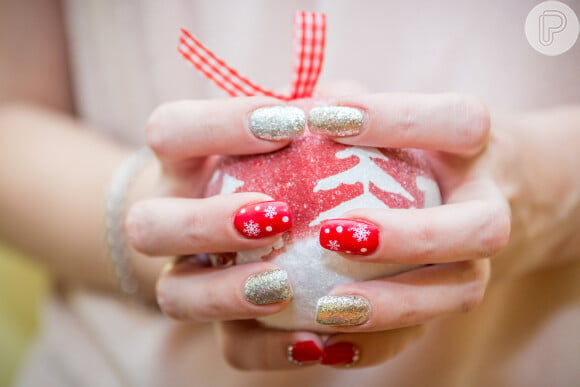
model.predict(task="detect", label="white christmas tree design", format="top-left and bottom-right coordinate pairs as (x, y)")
top-left (218, 172), bottom-right (245, 194)
top-left (309, 147), bottom-right (414, 226)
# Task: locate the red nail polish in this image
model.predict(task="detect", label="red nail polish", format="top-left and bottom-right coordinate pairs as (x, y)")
top-left (319, 219), bottom-right (379, 255)
top-left (288, 340), bottom-right (323, 365)
top-left (234, 201), bottom-right (292, 239)
top-left (321, 342), bottom-right (359, 366)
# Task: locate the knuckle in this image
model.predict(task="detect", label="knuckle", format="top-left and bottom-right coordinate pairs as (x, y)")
top-left (397, 294), bottom-right (420, 326)
top-left (415, 223), bottom-right (437, 261)
top-left (478, 203), bottom-right (511, 257)
top-left (156, 277), bottom-right (187, 320)
top-left (199, 284), bottom-right (230, 319)
top-left (397, 96), bottom-right (417, 134)
top-left (460, 282), bottom-right (486, 313)
top-left (124, 202), bottom-right (152, 253)
top-left (458, 261), bottom-right (488, 313)
top-left (146, 103), bottom-right (171, 157)
top-left (183, 210), bottom-right (211, 251)
top-left (456, 95), bottom-right (491, 153)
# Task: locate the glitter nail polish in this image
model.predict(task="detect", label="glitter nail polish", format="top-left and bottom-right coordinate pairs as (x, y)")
top-left (250, 106), bottom-right (306, 140)
top-left (316, 295), bottom-right (370, 326)
top-left (308, 106), bottom-right (364, 137)
top-left (244, 269), bottom-right (293, 305)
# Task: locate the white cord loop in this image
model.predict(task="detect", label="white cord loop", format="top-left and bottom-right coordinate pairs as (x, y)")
top-left (105, 147), bottom-right (153, 296)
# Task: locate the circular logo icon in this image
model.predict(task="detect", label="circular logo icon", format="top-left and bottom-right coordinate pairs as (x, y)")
top-left (525, 1), bottom-right (579, 56)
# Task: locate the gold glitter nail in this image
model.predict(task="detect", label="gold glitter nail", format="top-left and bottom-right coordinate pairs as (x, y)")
top-left (315, 295), bottom-right (370, 326)
top-left (250, 106), bottom-right (306, 140)
top-left (244, 269), bottom-right (293, 305)
top-left (308, 106), bottom-right (364, 137)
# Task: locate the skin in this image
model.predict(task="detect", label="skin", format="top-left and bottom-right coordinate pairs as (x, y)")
top-left (1, 0), bottom-right (579, 376)
top-left (141, 95), bottom-right (580, 369)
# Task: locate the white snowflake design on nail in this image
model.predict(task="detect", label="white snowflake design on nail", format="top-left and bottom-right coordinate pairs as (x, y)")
top-left (243, 220), bottom-right (261, 237)
top-left (349, 224), bottom-right (371, 242)
top-left (327, 240), bottom-right (340, 250)
top-left (264, 205), bottom-right (278, 219)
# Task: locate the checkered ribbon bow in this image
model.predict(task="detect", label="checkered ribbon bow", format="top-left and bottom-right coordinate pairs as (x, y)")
top-left (178, 11), bottom-right (326, 100)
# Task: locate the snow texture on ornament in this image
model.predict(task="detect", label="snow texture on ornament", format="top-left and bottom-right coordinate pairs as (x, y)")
top-left (205, 132), bottom-right (442, 332)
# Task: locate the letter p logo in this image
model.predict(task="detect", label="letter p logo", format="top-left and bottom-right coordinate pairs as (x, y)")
top-left (539, 10), bottom-right (567, 46)
top-left (526, 1), bottom-right (579, 56)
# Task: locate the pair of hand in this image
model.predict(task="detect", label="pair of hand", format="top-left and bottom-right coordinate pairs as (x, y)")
top-left (125, 92), bottom-right (514, 369)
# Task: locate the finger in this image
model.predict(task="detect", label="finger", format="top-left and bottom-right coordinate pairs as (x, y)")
top-left (315, 260), bottom-right (490, 332)
top-left (126, 192), bottom-right (293, 256)
top-left (147, 97), bottom-right (306, 167)
top-left (156, 260), bottom-right (293, 322)
top-left (309, 93), bottom-right (490, 156)
top-left (320, 178), bottom-right (510, 264)
top-left (322, 326), bottom-right (425, 368)
top-left (217, 320), bottom-right (324, 370)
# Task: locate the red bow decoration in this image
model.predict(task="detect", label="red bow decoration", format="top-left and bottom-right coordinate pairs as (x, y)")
top-left (178, 11), bottom-right (326, 100)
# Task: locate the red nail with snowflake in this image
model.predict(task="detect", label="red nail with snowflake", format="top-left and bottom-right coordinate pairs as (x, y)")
top-left (234, 201), bottom-right (293, 239)
top-left (319, 219), bottom-right (379, 256)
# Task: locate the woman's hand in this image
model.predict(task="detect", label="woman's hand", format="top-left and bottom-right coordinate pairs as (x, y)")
top-left (307, 93), bottom-right (580, 338)
top-left (303, 93), bottom-right (508, 333)
top-left (125, 97), bottom-right (331, 369)
top-left (128, 92), bottom-right (580, 371)
top-left (126, 95), bottom-right (430, 370)
top-left (129, 93), bottom-right (499, 369)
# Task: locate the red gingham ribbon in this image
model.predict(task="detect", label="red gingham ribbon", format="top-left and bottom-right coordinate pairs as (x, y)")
top-left (178, 11), bottom-right (326, 101)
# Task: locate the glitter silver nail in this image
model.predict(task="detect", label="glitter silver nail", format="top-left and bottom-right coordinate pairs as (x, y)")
top-left (249, 106), bottom-right (306, 140)
top-left (308, 106), bottom-right (364, 137)
top-left (315, 295), bottom-right (370, 326)
top-left (244, 269), bottom-right (293, 305)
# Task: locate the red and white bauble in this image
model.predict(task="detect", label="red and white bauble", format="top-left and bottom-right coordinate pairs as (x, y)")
top-left (205, 132), bottom-right (441, 332)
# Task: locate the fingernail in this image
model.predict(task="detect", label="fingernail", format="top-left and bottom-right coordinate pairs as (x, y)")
top-left (250, 106), bottom-right (306, 140)
top-left (321, 342), bottom-right (360, 367)
top-left (287, 340), bottom-right (323, 365)
top-left (316, 295), bottom-right (371, 326)
top-left (308, 106), bottom-right (364, 137)
top-left (319, 219), bottom-right (379, 255)
top-left (244, 269), bottom-right (293, 305)
top-left (234, 201), bottom-right (292, 239)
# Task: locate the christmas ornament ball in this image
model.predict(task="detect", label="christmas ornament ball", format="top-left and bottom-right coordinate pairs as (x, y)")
top-left (205, 132), bottom-right (442, 332)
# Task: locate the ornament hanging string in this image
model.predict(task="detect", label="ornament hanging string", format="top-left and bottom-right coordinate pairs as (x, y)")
top-left (178, 11), bottom-right (326, 101)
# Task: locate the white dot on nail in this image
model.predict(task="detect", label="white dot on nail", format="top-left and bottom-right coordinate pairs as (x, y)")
top-left (324, 228), bottom-right (330, 234)
top-left (255, 206), bottom-right (261, 211)
top-left (240, 209), bottom-right (246, 214)
top-left (361, 248), bottom-right (368, 253)
top-left (336, 226), bottom-right (343, 233)
top-left (282, 216), bottom-right (289, 223)
top-left (266, 226), bottom-right (273, 232)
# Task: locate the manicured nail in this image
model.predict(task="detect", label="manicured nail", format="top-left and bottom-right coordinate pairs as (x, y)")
top-left (308, 106), bottom-right (364, 137)
top-left (319, 219), bottom-right (379, 255)
top-left (250, 106), bottom-right (306, 140)
top-left (287, 340), bottom-right (323, 365)
top-left (316, 295), bottom-right (370, 326)
top-left (244, 269), bottom-right (293, 305)
top-left (321, 342), bottom-right (360, 367)
top-left (234, 201), bottom-right (292, 239)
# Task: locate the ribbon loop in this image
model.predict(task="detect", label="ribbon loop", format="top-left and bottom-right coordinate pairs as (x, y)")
top-left (178, 11), bottom-right (326, 101)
